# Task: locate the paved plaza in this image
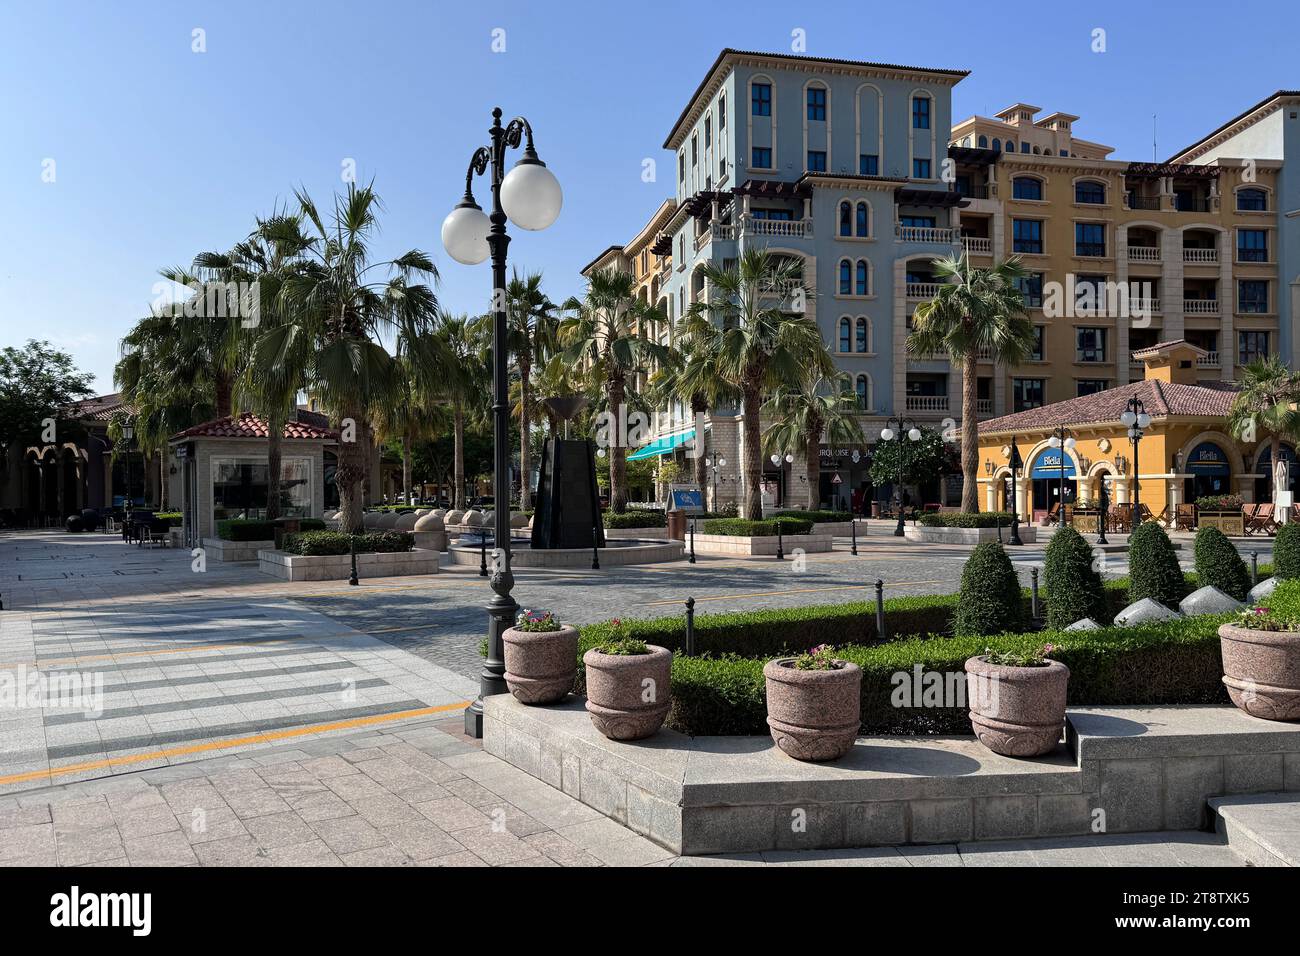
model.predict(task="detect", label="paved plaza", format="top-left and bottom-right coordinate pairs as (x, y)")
top-left (0, 528), bottom-right (1274, 866)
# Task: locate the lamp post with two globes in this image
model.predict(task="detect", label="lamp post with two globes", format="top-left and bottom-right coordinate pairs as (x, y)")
top-left (879, 416), bottom-right (921, 537)
top-left (441, 107), bottom-right (562, 738)
top-left (1119, 397), bottom-right (1152, 525)
top-left (1048, 426), bottom-right (1077, 526)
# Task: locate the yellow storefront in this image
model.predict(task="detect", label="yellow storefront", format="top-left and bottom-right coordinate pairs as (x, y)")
top-left (976, 341), bottom-right (1274, 526)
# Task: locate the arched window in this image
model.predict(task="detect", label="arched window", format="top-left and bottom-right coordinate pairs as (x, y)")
top-left (839, 201), bottom-right (852, 236)
top-left (855, 374), bottom-right (870, 410)
top-left (978, 135), bottom-right (988, 148)
top-left (961, 136), bottom-right (971, 147)
top-left (1075, 180), bottom-right (1106, 204)
top-left (855, 260), bottom-right (869, 295)
top-left (855, 317), bottom-right (869, 352)
top-left (855, 202), bottom-right (869, 237)
top-left (992, 138), bottom-right (1002, 152)
top-left (1021, 142), bottom-right (1030, 153)
top-left (1004, 140), bottom-right (1015, 152)
top-left (1237, 188), bottom-right (1268, 211)
top-left (838, 317), bottom-right (851, 352)
top-left (1043, 148), bottom-right (1053, 156)
top-left (1013, 176), bottom-right (1043, 201)
top-left (1032, 146), bottom-right (1041, 155)
top-left (839, 259), bottom-right (852, 295)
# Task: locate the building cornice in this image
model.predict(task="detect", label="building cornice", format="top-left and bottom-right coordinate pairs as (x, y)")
top-left (1168, 90), bottom-right (1300, 164)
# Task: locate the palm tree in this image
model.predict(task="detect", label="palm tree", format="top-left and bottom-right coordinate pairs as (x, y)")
top-left (763, 376), bottom-right (863, 510)
top-left (683, 249), bottom-right (832, 520)
top-left (375, 345), bottom-right (448, 505)
top-left (908, 254), bottom-right (1036, 513)
top-left (157, 260), bottom-right (247, 419)
top-left (474, 271), bottom-right (557, 510)
top-left (431, 313), bottom-right (488, 510)
top-left (1228, 355), bottom-right (1300, 500)
top-left (276, 184), bottom-right (440, 532)
top-left (559, 268), bottom-right (668, 513)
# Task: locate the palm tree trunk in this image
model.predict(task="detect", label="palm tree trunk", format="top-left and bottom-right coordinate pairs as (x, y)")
top-left (692, 395), bottom-right (708, 493)
top-left (401, 433), bottom-right (412, 505)
top-left (265, 414), bottom-right (284, 522)
top-left (519, 358), bottom-right (532, 511)
top-left (453, 404), bottom-right (466, 511)
top-left (214, 372), bottom-right (234, 419)
top-left (742, 380), bottom-right (763, 520)
top-left (961, 353), bottom-right (979, 513)
top-left (335, 405), bottom-right (366, 533)
top-left (158, 453), bottom-right (168, 510)
top-left (805, 409), bottom-right (824, 511)
top-left (609, 374), bottom-right (627, 513)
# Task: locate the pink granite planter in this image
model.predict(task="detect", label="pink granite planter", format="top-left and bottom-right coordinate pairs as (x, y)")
top-left (582, 645), bottom-right (672, 741)
top-left (1219, 622), bottom-right (1300, 721)
top-left (964, 656), bottom-right (1069, 757)
top-left (763, 658), bottom-right (862, 761)
top-left (502, 625), bottom-right (579, 705)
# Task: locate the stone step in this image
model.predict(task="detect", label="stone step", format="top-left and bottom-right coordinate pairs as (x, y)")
top-left (1210, 792), bottom-right (1300, 867)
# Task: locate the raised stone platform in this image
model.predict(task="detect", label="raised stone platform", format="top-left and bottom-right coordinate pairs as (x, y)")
top-left (1210, 792), bottom-right (1300, 867)
top-left (905, 525), bottom-right (1038, 545)
top-left (201, 536), bottom-right (273, 563)
top-left (446, 538), bottom-right (684, 568)
top-left (257, 547), bottom-right (440, 581)
top-left (485, 696), bottom-right (1300, 856)
top-left (690, 533), bottom-right (833, 556)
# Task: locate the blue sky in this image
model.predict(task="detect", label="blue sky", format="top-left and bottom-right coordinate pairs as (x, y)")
top-left (3, 0), bottom-right (1298, 391)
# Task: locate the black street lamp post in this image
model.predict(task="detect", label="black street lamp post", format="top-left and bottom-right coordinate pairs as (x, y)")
top-left (879, 416), bottom-right (920, 537)
top-left (122, 421), bottom-right (135, 510)
top-left (1120, 396), bottom-right (1152, 526)
top-left (1008, 437), bottom-right (1024, 546)
top-left (1049, 425), bottom-right (1077, 526)
top-left (443, 108), bottom-right (562, 738)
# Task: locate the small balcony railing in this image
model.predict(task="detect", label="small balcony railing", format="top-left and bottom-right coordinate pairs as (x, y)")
top-left (1183, 247), bottom-right (1218, 264)
top-left (1126, 195), bottom-right (1162, 211)
top-left (961, 236), bottom-right (993, 255)
top-left (897, 224), bottom-right (957, 243)
top-left (1184, 299), bottom-right (1220, 314)
top-left (1124, 245), bottom-right (1161, 262)
top-left (906, 282), bottom-right (942, 299)
top-left (1129, 297), bottom-right (1161, 314)
top-left (906, 395), bottom-right (950, 412)
top-left (976, 398), bottom-right (994, 415)
top-left (1196, 352), bottom-right (1220, 367)
top-left (742, 216), bottom-right (811, 238)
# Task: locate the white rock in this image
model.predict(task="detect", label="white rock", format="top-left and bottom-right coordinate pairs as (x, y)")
top-left (1178, 585), bottom-right (1244, 617)
top-left (394, 512), bottom-right (419, 531)
top-left (1064, 617), bottom-right (1102, 631)
top-left (1249, 576), bottom-right (1280, 604)
top-left (1113, 598), bottom-right (1183, 626)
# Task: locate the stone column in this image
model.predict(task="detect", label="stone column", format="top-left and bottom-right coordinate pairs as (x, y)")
top-left (1219, 228), bottom-right (1235, 381)
top-left (1163, 226), bottom-right (1185, 342)
top-left (892, 259), bottom-right (908, 415)
top-left (1115, 223), bottom-right (1131, 386)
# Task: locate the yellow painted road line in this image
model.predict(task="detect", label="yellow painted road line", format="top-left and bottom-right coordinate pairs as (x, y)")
top-left (0, 700), bottom-right (469, 788)
top-left (638, 580), bottom-right (944, 606)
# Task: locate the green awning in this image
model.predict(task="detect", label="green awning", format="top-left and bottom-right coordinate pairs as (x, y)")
top-left (626, 428), bottom-right (696, 461)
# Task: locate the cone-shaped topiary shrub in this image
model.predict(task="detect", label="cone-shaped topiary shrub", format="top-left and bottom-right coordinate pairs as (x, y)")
top-left (1193, 525), bottom-right (1251, 601)
top-left (1127, 520), bottom-right (1185, 608)
top-left (1275, 523), bottom-right (1300, 580)
top-left (1043, 525), bottom-right (1105, 629)
top-left (952, 541), bottom-right (1026, 637)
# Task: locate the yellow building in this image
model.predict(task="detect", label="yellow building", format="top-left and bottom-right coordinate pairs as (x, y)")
top-left (947, 104), bottom-right (1281, 416)
top-left (975, 340), bottom-right (1294, 525)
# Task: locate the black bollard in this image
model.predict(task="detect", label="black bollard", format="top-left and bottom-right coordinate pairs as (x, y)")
top-left (348, 536), bottom-right (359, 587)
top-left (592, 523), bottom-right (600, 570)
top-left (685, 597), bottom-right (696, 656)
top-left (850, 518), bottom-right (858, 556)
top-left (776, 520), bottom-right (784, 561)
top-left (996, 514), bottom-right (1003, 544)
top-left (875, 578), bottom-right (886, 641)
top-left (479, 532), bottom-right (488, 577)
top-left (1251, 550), bottom-right (1259, 587)
top-left (1030, 567), bottom-right (1040, 620)
top-left (688, 517), bottom-right (696, 565)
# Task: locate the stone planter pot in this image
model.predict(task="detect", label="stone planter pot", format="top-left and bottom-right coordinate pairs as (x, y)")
top-left (964, 656), bottom-right (1070, 757)
top-left (502, 625), bottom-right (579, 705)
top-left (582, 645), bottom-right (672, 740)
top-left (1218, 622), bottom-right (1300, 721)
top-left (763, 658), bottom-right (862, 761)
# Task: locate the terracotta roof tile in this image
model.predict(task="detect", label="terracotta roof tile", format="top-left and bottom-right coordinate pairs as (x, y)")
top-left (980, 379), bottom-right (1238, 434)
top-left (67, 393), bottom-right (130, 422)
top-left (171, 412), bottom-right (338, 442)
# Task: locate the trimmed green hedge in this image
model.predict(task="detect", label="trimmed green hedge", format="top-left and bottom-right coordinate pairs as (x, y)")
top-left (1275, 524), bottom-right (1300, 581)
top-left (154, 511), bottom-right (183, 528)
top-left (952, 542), bottom-right (1025, 636)
top-left (917, 512), bottom-right (1015, 529)
top-left (1194, 526), bottom-right (1251, 601)
top-left (769, 509), bottom-right (850, 524)
top-left (282, 530), bottom-right (413, 556)
top-left (700, 517), bottom-right (813, 536)
top-left (1044, 525), bottom-right (1105, 629)
top-left (1128, 522), bottom-right (1185, 608)
top-left (602, 511), bottom-right (667, 529)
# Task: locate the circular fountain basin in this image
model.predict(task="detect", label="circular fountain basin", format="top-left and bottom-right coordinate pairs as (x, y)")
top-left (446, 537), bottom-right (684, 568)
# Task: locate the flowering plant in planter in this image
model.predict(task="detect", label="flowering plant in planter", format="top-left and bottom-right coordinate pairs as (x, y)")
top-left (964, 644), bottom-right (1069, 757)
top-left (582, 616), bottom-right (671, 739)
top-left (792, 644), bottom-right (843, 670)
top-left (1234, 606), bottom-right (1300, 632)
top-left (1196, 494), bottom-right (1244, 513)
top-left (514, 608), bottom-right (561, 632)
top-left (1219, 605), bottom-right (1300, 720)
top-left (765, 644), bottom-right (861, 761)
top-left (984, 643), bottom-right (1055, 667)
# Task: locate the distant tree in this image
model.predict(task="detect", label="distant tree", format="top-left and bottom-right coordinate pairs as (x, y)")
top-left (0, 340), bottom-right (95, 450)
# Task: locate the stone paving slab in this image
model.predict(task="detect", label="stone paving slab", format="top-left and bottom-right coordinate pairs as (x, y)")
top-left (1211, 792), bottom-right (1300, 867)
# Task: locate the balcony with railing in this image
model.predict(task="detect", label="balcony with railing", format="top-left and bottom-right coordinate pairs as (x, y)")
top-left (906, 395), bottom-right (950, 412)
top-left (961, 236), bottom-right (993, 256)
top-left (1183, 298), bottom-right (1220, 315)
top-left (906, 282), bottom-right (942, 299)
top-left (1183, 246), bottom-right (1218, 264)
top-left (1196, 351), bottom-right (1220, 367)
top-left (1129, 297), bottom-right (1162, 314)
top-left (897, 224), bottom-right (957, 244)
top-left (1125, 193), bottom-right (1162, 211)
top-left (1124, 245), bottom-right (1161, 263)
top-left (741, 215), bottom-right (811, 239)
top-left (976, 398), bottom-right (994, 415)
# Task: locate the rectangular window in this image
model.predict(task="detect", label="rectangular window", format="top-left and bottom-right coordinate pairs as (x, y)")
top-left (1075, 181), bottom-right (1106, 204)
top-left (751, 147), bottom-right (772, 168)
top-left (212, 457), bottom-right (312, 522)
top-left (1239, 331), bottom-right (1270, 365)
top-left (719, 94), bottom-right (726, 129)
top-left (678, 152), bottom-right (684, 183)
top-left (1236, 189), bottom-right (1267, 211)
top-left (1012, 177), bottom-right (1042, 201)
top-left (1013, 219), bottom-right (1043, 254)
top-left (807, 150), bottom-right (827, 172)
top-left (1012, 379), bottom-right (1045, 411)
top-left (1074, 274), bottom-right (1109, 315)
top-left (912, 96), bottom-right (930, 129)
top-left (1238, 229), bottom-right (1268, 262)
top-left (954, 175), bottom-right (972, 196)
top-left (704, 116), bottom-right (711, 146)
top-left (752, 83), bottom-right (771, 116)
top-left (691, 133), bottom-right (698, 166)
top-left (1076, 327), bottom-right (1107, 363)
top-left (859, 154), bottom-right (878, 176)
top-left (750, 208), bottom-right (794, 221)
top-left (806, 87), bottom-right (826, 121)
top-left (900, 215), bottom-right (937, 229)
top-left (1239, 280), bottom-right (1269, 314)
top-left (1076, 379), bottom-right (1109, 397)
top-left (1075, 222), bottom-right (1106, 257)
top-left (1030, 326), bottom-right (1045, 361)
top-left (1016, 272), bottom-right (1044, 308)
top-left (913, 159), bottom-right (931, 178)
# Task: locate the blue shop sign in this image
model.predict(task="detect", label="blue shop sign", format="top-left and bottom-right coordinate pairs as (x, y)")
top-left (1187, 442), bottom-right (1230, 476)
top-left (1030, 449), bottom-right (1076, 479)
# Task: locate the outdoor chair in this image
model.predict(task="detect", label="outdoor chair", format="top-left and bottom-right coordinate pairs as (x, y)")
top-left (1175, 503), bottom-right (1196, 531)
top-left (1043, 502), bottom-right (1060, 527)
top-left (1245, 502), bottom-right (1277, 536)
top-left (1108, 503), bottom-right (1133, 535)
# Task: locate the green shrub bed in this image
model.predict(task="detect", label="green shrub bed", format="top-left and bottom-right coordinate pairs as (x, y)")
top-left (602, 511), bottom-right (667, 529)
top-left (768, 510), bottom-right (851, 524)
top-left (155, 511), bottom-right (183, 527)
top-left (699, 517), bottom-right (814, 536)
top-left (916, 512), bottom-right (1015, 528)
top-left (282, 530), bottom-right (413, 556)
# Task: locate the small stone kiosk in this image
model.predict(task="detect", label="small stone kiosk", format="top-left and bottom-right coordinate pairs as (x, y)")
top-left (168, 412), bottom-right (336, 556)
